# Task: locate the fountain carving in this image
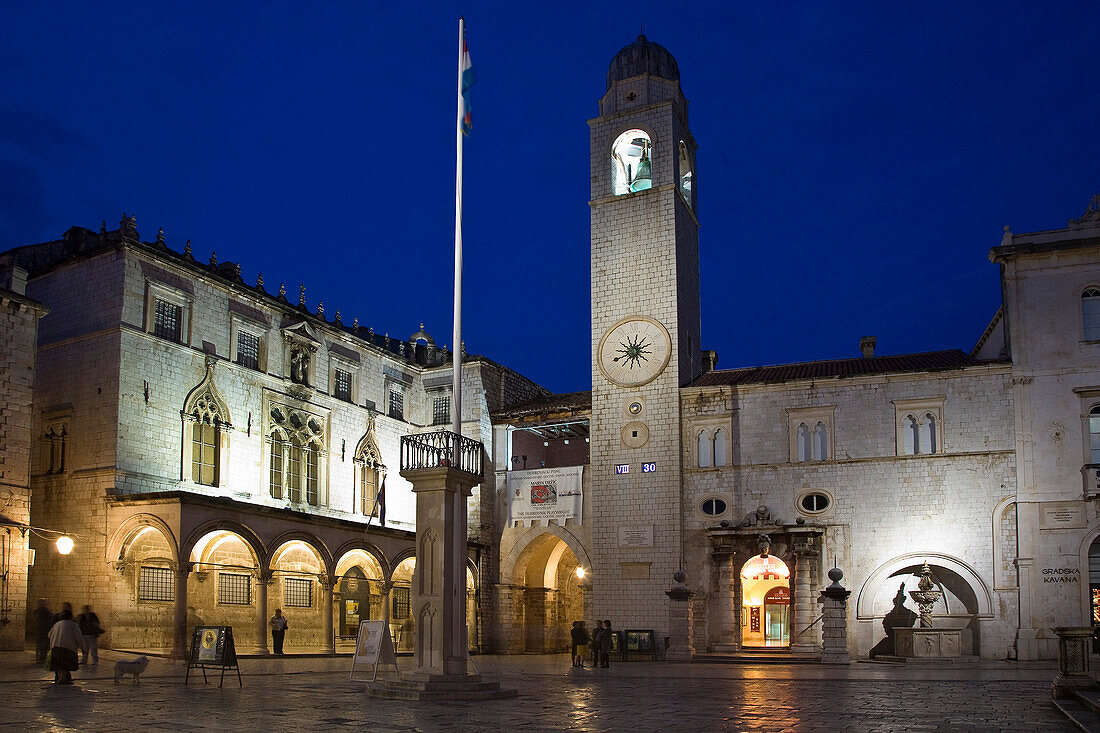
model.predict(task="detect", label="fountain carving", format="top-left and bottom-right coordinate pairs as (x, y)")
top-left (907, 562), bottom-right (942, 628)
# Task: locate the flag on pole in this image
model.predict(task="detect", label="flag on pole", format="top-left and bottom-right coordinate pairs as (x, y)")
top-left (460, 29), bottom-right (475, 135)
top-left (377, 475), bottom-right (386, 527)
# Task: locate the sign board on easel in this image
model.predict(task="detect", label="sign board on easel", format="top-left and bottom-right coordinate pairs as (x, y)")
top-left (350, 620), bottom-right (400, 682)
top-left (185, 626), bottom-right (242, 688)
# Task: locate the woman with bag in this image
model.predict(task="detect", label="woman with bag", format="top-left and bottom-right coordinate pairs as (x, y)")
top-left (77, 605), bottom-right (103, 665)
top-left (48, 609), bottom-right (85, 685)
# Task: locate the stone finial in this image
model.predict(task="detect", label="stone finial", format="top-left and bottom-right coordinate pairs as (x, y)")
top-left (184, 239), bottom-right (193, 256)
top-left (398, 341), bottom-right (406, 357)
top-left (460, 340), bottom-right (467, 356)
top-left (1001, 225), bottom-right (1013, 246)
top-left (156, 227), bottom-right (166, 244)
top-left (279, 283), bottom-right (286, 297)
top-left (368, 325), bottom-right (374, 338)
top-left (334, 310), bottom-right (342, 326)
top-left (317, 300), bottom-right (324, 316)
top-left (257, 273), bottom-right (264, 288)
top-left (420, 322), bottom-right (425, 330)
top-left (299, 284), bottom-right (306, 306)
top-left (384, 333), bottom-right (391, 348)
top-left (353, 317), bottom-right (359, 333)
top-left (209, 251), bottom-right (217, 267)
top-left (234, 263), bottom-right (242, 277)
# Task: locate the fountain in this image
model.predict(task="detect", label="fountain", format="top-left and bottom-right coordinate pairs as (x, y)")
top-left (908, 562), bottom-right (942, 628)
top-left (891, 561), bottom-right (968, 661)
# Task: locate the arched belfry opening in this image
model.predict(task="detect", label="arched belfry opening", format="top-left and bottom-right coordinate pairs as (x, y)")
top-left (612, 129), bottom-right (653, 196)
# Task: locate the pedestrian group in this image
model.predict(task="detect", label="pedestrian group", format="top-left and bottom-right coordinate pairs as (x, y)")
top-left (33, 599), bottom-right (104, 685)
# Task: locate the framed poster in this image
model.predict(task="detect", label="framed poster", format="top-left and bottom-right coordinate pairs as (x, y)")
top-left (350, 619), bottom-right (400, 682)
top-left (623, 629), bottom-right (657, 660)
top-left (186, 626), bottom-right (241, 687)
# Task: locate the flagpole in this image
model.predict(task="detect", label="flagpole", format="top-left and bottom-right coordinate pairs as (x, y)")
top-left (451, 16), bottom-right (464, 441)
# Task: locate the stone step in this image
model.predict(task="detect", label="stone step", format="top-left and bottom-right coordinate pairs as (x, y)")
top-left (366, 681), bottom-right (518, 701)
top-left (870, 654), bottom-right (980, 664)
top-left (381, 679), bottom-right (502, 692)
top-left (1053, 698), bottom-right (1100, 733)
top-left (694, 653), bottom-right (821, 665)
top-left (1077, 689), bottom-right (1100, 716)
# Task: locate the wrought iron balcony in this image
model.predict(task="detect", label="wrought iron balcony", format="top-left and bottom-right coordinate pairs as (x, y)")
top-left (1083, 464), bottom-right (1100, 500)
top-left (400, 430), bottom-right (483, 480)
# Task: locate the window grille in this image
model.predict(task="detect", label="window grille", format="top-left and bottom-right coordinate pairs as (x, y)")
top-left (432, 396), bottom-right (450, 425)
top-left (237, 331), bottom-right (260, 370)
top-left (218, 572), bottom-right (252, 605)
top-left (392, 586), bottom-right (411, 619)
top-left (154, 299), bottom-right (182, 342)
top-left (284, 577), bottom-right (313, 608)
top-left (388, 389), bottom-right (404, 420)
top-left (334, 369), bottom-right (352, 402)
top-left (138, 566), bottom-right (175, 602)
top-left (192, 422), bottom-right (217, 485)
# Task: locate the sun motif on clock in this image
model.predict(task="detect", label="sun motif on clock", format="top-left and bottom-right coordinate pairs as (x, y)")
top-left (597, 316), bottom-right (672, 388)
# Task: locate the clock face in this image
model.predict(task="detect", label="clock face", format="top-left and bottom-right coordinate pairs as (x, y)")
top-left (597, 316), bottom-right (672, 388)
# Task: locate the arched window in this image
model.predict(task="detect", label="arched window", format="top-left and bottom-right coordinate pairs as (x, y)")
top-left (361, 465), bottom-right (378, 516)
top-left (697, 430), bottom-right (713, 468)
top-left (611, 129), bottom-right (653, 196)
top-left (713, 429), bottom-right (728, 467)
top-left (813, 422), bottom-right (828, 460)
top-left (797, 423), bottom-right (811, 462)
top-left (1090, 405), bottom-right (1100, 464)
top-left (1084, 288), bottom-right (1100, 341)
top-left (183, 376), bottom-right (230, 488)
top-left (355, 417), bottom-right (386, 518)
top-left (925, 413), bottom-right (938, 454)
top-left (678, 140), bottom-right (693, 207)
top-left (192, 418), bottom-right (219, 486)
top-left (903, 415), bottom-right (918, 455)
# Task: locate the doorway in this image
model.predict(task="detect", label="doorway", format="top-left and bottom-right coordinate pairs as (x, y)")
top-left (740, 554), bottom-right (791, 648)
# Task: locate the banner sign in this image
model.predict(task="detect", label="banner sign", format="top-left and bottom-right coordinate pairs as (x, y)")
top-left (507, 466), bottom-right (583, 524)
top-left (350, 620), bottom-right (400, 682)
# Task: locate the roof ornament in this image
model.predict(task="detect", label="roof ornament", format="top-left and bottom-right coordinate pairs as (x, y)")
top-left (368, 325), bottom-right (374, 339)
top-left (353, 317), bottom-right (359, 334)
top-left (156, 227), bottom-right (166, 247)
top-left (317, 300), bottom-right (324, 317)
top-left (333, 309), bottom-right (342, 326)
top-left (120, 213), bottom-right (138, 238)
top-left (256, 272), bottom-right (264, 288)
top-left (1001, 225), bottom-right (1012, 246)
top-left (209, 251), bottom-right (217, 267)
top-left (100, 221), bottom-right (107, 235)
top-left (299, 284), bottom-right (306, 306)
top-left (1070, 193), bottom-right (1100, 228)
top-left (234, 263), bottom-right (242, 278)
top-left (279, 283), bottom-right (286, 297)
top-left (384, 333), bottom-right (391, 348)
top-left (184, 239), bottom-right (193, 256)
top-left (461, 340), bottom-right (467, 357)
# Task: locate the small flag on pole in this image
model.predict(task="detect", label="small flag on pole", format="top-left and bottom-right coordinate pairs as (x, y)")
top-left (460, 29), bottom-right (475, 135)
top-left (377, 475), bottom-right (386, 527)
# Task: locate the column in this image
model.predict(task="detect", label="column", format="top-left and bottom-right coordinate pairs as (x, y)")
top-left (790, 545), bottom-right (820, 654)
top-left (254, 571), bottom-right (270, 655)
top-left (712, 553), bottom-right (739, 651)
top-left (665, 571), bottom-right (695, 661)
top-left (171, 563), bottom-right (191, 660)
top-left (321, 576), bottom-right (336, 654)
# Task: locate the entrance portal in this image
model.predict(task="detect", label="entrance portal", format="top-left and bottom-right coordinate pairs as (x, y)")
top-left (741, 554), bottom-right (790, 648)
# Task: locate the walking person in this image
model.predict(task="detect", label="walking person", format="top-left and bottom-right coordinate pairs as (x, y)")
top-left (48, 608), bottom-right (85, 685)
top-left (591, 620), bottom-right (603, 667)
top-left (599, 619), bottom-right (613, 668)
top-left (77, 605), bottom-right (103, 665)
top-left (270, 608), bottom-right (289, 655)
top-left (32, 599), bottom-right (52, 663)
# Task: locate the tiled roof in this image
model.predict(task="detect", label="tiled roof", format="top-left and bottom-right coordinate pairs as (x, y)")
top-left (690, 350), bottom-right (1005, 387)
top-left (492, 390), bottom-right (592, 420)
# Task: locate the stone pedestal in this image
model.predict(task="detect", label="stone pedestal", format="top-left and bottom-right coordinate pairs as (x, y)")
top-left (711, 553), bottom-right (740, 652)
top-left (790, 544), bottom-right (820, 654)
top-left (818, 568), bottom-right (851, 665)
top-left (894, 627), bottom-right (962, 659)
top-left (1052, 627), bottom-right (1097, 699)
top-left (665, 576), bottom-right (695, 661)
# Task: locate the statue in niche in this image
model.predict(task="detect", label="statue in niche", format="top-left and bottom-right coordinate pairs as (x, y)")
top-left (290, 347), bottom-right (310, 385)
top-left (868, 582), bottom-right (918, 658)
top-left (740, 504), bottom-right (782, 528)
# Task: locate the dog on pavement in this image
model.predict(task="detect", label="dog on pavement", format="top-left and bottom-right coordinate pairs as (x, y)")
top-left (114, 656), bottom-right (149, 684)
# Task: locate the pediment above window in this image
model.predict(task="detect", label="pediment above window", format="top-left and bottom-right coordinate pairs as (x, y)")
top-left (281, 320), bottom-right (323, 350)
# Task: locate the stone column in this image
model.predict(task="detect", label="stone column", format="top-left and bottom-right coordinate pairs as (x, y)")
top-left (818, 567), bottom-right (851, 664)
top-left (320, 575), bottom-right (336, 654)
top-left (712, 553), bottom-right (739, 651)
top-left (254, 571), bottom-right (270, 655)
top-left (171, 562), bottom-right (191, 660)
top-left (403, 465), bottom-right (480, 677)
top-left (665, 571), bottom-right (695, 661)
top-left (790, 543), bottom-right (820, 654)
top-left (1052, 627), bottom-right (1096, 698)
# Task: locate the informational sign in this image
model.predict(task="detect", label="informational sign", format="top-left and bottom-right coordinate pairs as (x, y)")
top-left (641, 462), bottom-right (656, 473)
top-left (185, 626), bottom-right (241, 688)
top-left (507, 466), bottom-right (583, 524)
top-left (350, 619), bottom-right (401, 682)
top-left (616, 464), bottom-right (629, 474)
top-left (1040, 502), bottom-right (1086, 530)
top-left (618, 525), bottom-right (653, 548)
top-left (623, 629), bottom-right (657, 660)
top-left (1042, 567), bottom-right (1080, 584)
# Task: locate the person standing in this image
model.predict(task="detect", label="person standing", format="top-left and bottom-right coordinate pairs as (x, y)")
top-left (591, 620), bottom-right (603, 667)
top-left (48, 609), bottom-right (85, 685)
top-left (599, 619), bottom-right (613, 668)
top-left (77, 605), bottom-right (103, 665)
top-left (32, 599), bottom-right (52, 663)
top-left (569, 621), bottom-right (582, 668)
top-left (270, 609), bottom-right (289, 655)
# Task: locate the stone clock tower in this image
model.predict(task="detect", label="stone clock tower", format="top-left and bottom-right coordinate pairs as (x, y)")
top-left (589, 36), bottom-right (701, 634)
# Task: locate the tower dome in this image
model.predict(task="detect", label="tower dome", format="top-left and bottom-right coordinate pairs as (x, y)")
top-left (606, 34), bottom-right (680, 91)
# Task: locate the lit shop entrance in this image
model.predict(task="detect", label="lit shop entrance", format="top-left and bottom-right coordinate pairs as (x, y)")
top-left (741, 554), bottom-right (791, 647)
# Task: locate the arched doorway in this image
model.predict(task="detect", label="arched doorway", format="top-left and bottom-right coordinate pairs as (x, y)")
top-left (390, 557), bottom-right (416, 653)
top-left (334, 549), bottom-right (385, 640)
top-left (508, 532), bottom-right (586, 653)
top-left (741, 554), bottom-right (790, 648)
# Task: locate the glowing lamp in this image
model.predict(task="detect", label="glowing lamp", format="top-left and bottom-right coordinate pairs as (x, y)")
top-left (575, 567), bottom-right (586, 580)
top-left (56, 536), bottom-right (74, 555)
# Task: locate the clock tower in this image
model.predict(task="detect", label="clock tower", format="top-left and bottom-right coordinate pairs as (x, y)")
top-left (589, 36), bottom-right (701, 634)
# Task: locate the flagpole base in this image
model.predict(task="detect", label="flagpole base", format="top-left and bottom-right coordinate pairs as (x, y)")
top-left (366, 673), bottom-right (517, 701)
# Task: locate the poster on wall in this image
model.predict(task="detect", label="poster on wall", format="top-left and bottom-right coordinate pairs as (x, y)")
top-left (507, 466), bottom-right (583, 525)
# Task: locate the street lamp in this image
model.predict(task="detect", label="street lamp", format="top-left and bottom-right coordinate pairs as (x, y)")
top-left (55, 536), bottom-right (74, 555)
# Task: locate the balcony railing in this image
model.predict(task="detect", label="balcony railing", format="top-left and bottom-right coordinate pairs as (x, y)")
top-left (1083, 464), bottom-right (1100, 500)
top-left (400, 430), bottom-right (483, 480)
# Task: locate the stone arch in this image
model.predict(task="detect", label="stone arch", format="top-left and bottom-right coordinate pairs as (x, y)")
top-left (332, 541), bottom-right (390, 581)
top-left (990, 495), bottom-right (1017, 591)
top-left (856, 552), bottom-right (994, 621)
top-left (500, 524), bottom-right (592, 583)
top-left (389, 547), bottom-right (417, 577)
top-left (1074, 520), bottom-right (1100, 623)
top-left (107, 514), bottom-right (179, 566)
top-left (183, 519), bottom-right (266, 569)
top-left (268, 531), bottom-right (332, 574)
top-left (182, 361), bottom-right (232, 427)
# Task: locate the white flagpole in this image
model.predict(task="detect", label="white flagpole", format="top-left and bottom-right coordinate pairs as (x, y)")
top-left (451, 17), bottom-right (464, 441)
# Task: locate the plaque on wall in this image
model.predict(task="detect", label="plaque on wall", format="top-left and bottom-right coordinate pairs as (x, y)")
top-left (618, 525), bottom-right (653, 547)
top-left (1039, 502), bottom-right (1086, 530)
top-left (619, 562), bottom-right (651, 580)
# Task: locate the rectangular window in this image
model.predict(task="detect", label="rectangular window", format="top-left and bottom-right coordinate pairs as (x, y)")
top-left (270, 436), bottom-right (284, 499)
top-left (236, 331), bottom-right (261, 370)
top-left (388, 389), bottom-right (404, 420)
top-left (217, 573), bottom-right (252, 605)
top-left (392, 586), bottom-right (411, 620)
top-left (138, 566), bottom-right (175, 602)
top-left (361, 466), bottom-right (378, 516)
top-left (305, 445), bottom-right (319, 506)
top-left (284, 577), bottom-right (313, 608)
top-left (192, 422), bottom-right (217, 485)
top-left (334, 369), bottom-right (352, 402)
top-left (432, 396), bottom-right (451, 425)
top-left (287, 443), bottom-right (302, 503)
top-left (153, 299), bottom-right (182, 342)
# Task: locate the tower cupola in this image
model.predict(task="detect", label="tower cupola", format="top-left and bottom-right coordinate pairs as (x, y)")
top-left (606, 34), bottom-right (680, 90)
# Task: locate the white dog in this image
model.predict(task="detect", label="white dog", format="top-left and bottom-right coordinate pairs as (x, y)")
top-left (113, 656), bottom-right (149, 684)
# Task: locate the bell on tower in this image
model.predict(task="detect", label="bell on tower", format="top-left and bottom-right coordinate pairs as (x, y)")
top-left (611, 130), bottom-right (653, 196)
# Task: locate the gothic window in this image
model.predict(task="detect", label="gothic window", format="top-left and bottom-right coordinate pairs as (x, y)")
top-left (611, 129), bottom-right (653, 196)
top-left (1083, 288), bottom-right (1100, 340)
top-left (895, 400), bottom-right (944, 456)
top-left (433, 396), bottom-right (451, 425)
top-left (183, 374), bottom-right (230, 488)
top-left (813, 421), bottom-right (828, 460)
top-left (267, 404), bottom-right (325, 506)
top-left (1089, 405), bottom-right (1100, 464)
top-left (334, 368), bottom-right (352, 402)
top-left (355, 420), bottom-right (385, 518)
top-left (44, 422), bottom-right (68, 474)
top-left (388, 388), bottom-right (404, 420)
top-left (903, 415), bottom-right (918, 455)
top-left (713, 429), bottom-right (728, 466)
top-left (789, 407), bottom-right (835, 463)
top-left (154, 299), bottom-right (182, 342)
top-left (797, 423), bottom-right (811, 462)
top-left (361, 464), bottom-right (379, 516)
top-left (918, 413), bottom-right (938, 455)
top-left (236, 330), bottom-right (261, 370)
top-left (697, 430), bottom-right (713, 467)
top-left (192, 420), bottom-right (219, 486)
top-left (270, 432), bottom-right (285, 499)
top-left (678, 140), bottom-right (693, 206)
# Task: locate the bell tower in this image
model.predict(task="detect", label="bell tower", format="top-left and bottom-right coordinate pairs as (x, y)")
top-left (589, 36), bottom-right (701, 634)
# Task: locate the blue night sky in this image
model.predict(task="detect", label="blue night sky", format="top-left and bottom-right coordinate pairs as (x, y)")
top-left (3, 3), bottom-right (1097, 394)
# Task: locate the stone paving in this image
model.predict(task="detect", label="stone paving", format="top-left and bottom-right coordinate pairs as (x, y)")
top-left (0, 650), bottom-right (1075, 731)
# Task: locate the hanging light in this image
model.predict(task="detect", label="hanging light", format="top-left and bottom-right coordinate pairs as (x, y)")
top-left (575, 567), bottom-right (586, 580)
top-left (55, 536), bottom-right (74, 555)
